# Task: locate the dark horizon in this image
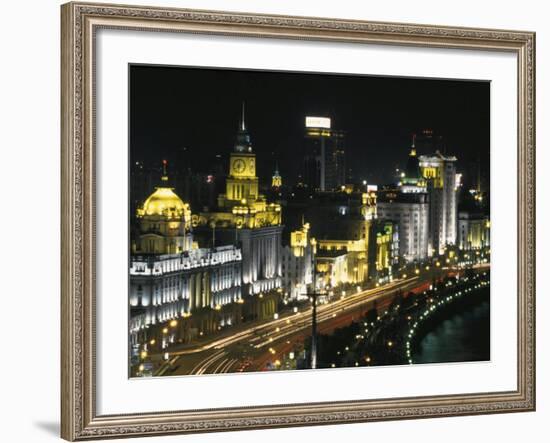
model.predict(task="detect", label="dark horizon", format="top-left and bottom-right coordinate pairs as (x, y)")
top-left (130, 64), bottom-right (490, 189)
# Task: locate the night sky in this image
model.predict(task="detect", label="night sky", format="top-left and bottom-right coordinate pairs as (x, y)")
top-left (130, 64), bottom-right (490, 187)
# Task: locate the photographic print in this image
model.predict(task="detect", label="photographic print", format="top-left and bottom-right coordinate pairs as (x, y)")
top-left (61, 5), bottom-right (535, 438)
top-left (128, 65), bottom-right (491, 378)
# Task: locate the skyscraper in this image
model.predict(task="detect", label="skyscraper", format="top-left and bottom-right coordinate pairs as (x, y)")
top-left (302, 116), bottom-right (346, 191)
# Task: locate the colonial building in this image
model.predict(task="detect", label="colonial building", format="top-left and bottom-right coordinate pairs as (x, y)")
top-left (295, 187), bottom-right (395, 288)
top-left (129, 246), bottom-right (243, 338)
top-left (133, 161), bottom-right (194, 254)
top-left (374, 221), bottom-right (399, 282)
top-left (129, 165), bottom-right (243, 349)
top-left (419, 151), bottom-right (458, 256)
top-left (316, 249), bottom-right (348, 290)
top-left (315, 219), bottom-right (398, 289)
top-left (378, 141), bottom-right (429, 262)
top-left (308, 189), bottom-right (376, 284)
top-left (399, 137), bottom-right (427, 194)
top-left (281, 222), bottom-right (316, 300)
top-left (378, 192), bottom-right (429, 263)
top-left (194, 105), bottom-right (284, 303)
top-left (317, 239), bottom-right (368, 286)
top-left (458, 211), bottom-right (490, 251)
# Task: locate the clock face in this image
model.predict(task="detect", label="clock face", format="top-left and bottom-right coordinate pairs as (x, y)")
top-left (248, 158), bottom-right (255, 171)
top-left (233, 159), bottom-right (245, 173)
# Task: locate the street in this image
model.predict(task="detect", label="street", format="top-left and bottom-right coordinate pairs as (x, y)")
top-left (154, 274), bottom-right (432, 376)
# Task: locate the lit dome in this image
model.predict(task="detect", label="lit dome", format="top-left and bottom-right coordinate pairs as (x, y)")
top-left (138, 187), bottom-right (189, 218)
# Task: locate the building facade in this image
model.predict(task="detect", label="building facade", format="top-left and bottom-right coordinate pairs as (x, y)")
top-left (129, 246), bottom-right (242, 333)
top-left (378, 192), bottom-right (429, 263)
top-left (374, 221), bottom-right (399, 282)
top-left (195, 105), bottom-right (284, 300)
top-left (281, 222), bottom-right (316, 300)
top-left (317, 239), bottom-right (369, 286)
top-left (316, 249), bottom-right (349, 290)
top-left (378, 143), bottom-right (429, 263)
top-left (129, 167), bottom-right (243, 348)
top-left (458, 211), bottom-right (491, 251)
top-left (419, 151), bottom-right (458, 256)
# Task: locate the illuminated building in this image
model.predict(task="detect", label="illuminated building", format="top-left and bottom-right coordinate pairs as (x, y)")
top-left (315, 220), bottom-right (397, 288)
top-left (129, 165), bottom-right (243, 348)
top-left (306, 189), bottom-right (377, 239)
top-left (317, 239), bottom-right (368, 285)
top-left (375, 221), bottom-right (399, 280)
top-left (133, 161), bottom-right (194, 254)
top-left (399, 136), bottom-right (427, 193)
top-left (302, 116), bottom-right (346, 191)
top-left (377, 141), bottom-right (429, 262)
top-left (281, 222), bottom-right (316, 300)
top-left (129, 246), bottom-right (243, 338)
top-left (195, 104), bottom-right (284, 298)
top-left (272, 164), bottom-right (282, 189)
top-left (419, 151), bottom-right (458, 256)
top-left (378, 191), bottom-right (429, 263)
top-left (458, 211), bottom-right (490, 250)
top-left (316, 249), bottom-right (348, 289)
top-left (303, 188), bottom-right (394, 286)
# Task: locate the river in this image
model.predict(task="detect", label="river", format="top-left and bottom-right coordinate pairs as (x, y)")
top-left (412, 300), bottom-right (490, 364)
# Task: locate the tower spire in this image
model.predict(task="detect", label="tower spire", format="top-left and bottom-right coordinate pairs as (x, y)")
top-left (234, 101), bottom-right (252, 152)
top-left (410, 133), bottom-right (417, 156)
top-left (161, 159), bottom-right (168, 182)
top-left (272, 161), bottom-right (282, 188)
top-left (240, 101), bottom-right (246, 131)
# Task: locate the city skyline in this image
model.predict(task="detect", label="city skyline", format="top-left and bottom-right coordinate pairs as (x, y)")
top-left (128, 64), bottom-right (491, 377)
top-left (130, 64), bottom-right (490, 189)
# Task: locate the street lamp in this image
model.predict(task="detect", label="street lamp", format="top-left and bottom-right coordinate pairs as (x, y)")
top-left (303, 266), bottom-right (320, 369)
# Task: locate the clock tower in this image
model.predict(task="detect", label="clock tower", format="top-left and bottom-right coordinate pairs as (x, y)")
top-left (198, 102), bottom-right (283, 299)
top-left (226, 103), bottom-right (259, 201)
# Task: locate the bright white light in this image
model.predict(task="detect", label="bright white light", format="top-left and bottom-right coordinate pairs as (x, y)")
top-left (305, 116), bottom-right (331, 129)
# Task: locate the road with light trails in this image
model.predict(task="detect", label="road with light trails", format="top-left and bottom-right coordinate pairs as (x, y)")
top-left (156, 275), bottom-right (427, 376)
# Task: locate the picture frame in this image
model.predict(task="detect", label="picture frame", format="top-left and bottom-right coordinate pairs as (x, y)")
top-left (61, 1), bottom-right (536, 440)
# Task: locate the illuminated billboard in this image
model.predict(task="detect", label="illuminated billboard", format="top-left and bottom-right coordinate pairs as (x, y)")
top-left (305, 116), bottom-right (331, 129)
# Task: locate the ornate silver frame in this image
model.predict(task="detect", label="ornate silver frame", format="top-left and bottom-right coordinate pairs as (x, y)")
top-left (61, 2), bottom-right (536, 440)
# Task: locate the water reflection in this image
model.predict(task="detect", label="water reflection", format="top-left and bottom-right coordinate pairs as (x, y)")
top-left (412, 301), bottom-right (490, 364)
